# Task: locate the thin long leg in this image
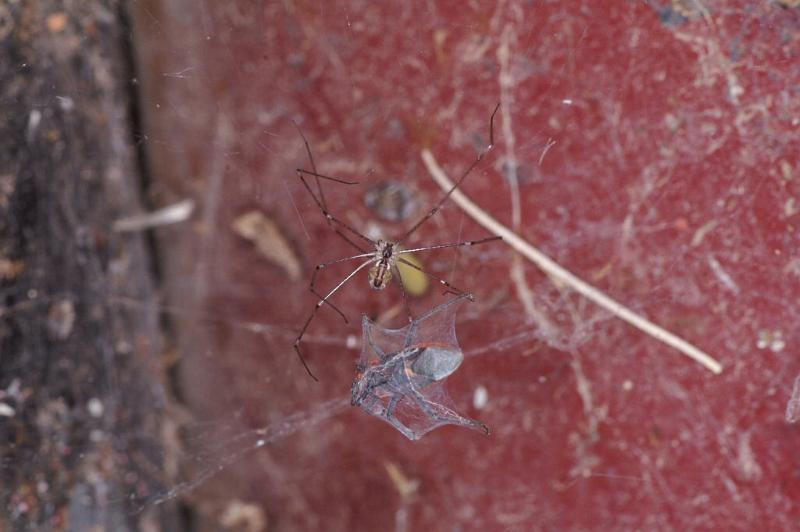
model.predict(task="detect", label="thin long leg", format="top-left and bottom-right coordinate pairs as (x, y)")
top-left (294, 259), bottom-right (375, 381)
top-left (397, 103), bottom-right (500, 245)
top-left (296, 168), bottom-right (357, 186)
top-left (309, 288), bottom-right (347, 323)
top-left (309, 251), bottom-right (376, 322)
top-left (294, 121), bottom-right (335, 217)
top-left (395, 256), bottom-right (474, 299)
top-left (296, 170), bottom-right (375, 250)
top-left (293, 123), bottom-right (372, 253)
top-left (398, 235), bottom-right (502, 255)
top-left (392, 264), bottom-right (414, 323)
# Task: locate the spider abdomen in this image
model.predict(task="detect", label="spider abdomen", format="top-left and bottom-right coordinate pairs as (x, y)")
top-left (368, 261), bottom-right (392, 290)
top-left (369, 240), bottom-right (395, 290)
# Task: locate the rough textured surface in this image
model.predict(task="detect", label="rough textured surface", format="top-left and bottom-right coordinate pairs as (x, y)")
top-left (126, 1), bottom-right (800, 530)
top-left (0, 1), bottom-right (177, 529)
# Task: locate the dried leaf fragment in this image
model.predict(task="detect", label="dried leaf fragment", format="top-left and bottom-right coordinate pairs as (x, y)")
top-left (232, 210), bottom-right (301, 281)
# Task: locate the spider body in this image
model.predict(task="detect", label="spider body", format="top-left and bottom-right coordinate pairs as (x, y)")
top-left (368, 240), bottom-right (396, 290)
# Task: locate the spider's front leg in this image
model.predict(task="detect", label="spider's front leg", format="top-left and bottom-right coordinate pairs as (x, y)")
top-left (294, 258), bottom-right (375, 381)
top-left (308, 251), bottom-right (375, 323)
top-left (395, 256), bottom-right (473, 299)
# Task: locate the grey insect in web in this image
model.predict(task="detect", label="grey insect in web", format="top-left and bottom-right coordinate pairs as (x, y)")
top-left (292, 104), bottom-right (502, 381)
top-left (351, 293), bottom-right (488, 440)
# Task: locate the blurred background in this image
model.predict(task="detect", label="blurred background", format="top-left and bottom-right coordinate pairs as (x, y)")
top-left (3, 0), bottom-right (800, 530)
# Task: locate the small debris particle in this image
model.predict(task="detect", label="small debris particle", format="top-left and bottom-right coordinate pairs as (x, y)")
top-left (87, 398), bottom-right (104, 417)
top-left (707, 255), bottom-right (740, 294)
top-left (46, 299), bottom-right (75, 340)
top-left (113, 198), bottom-right (194, 232)
top-left (0, 258), bottom-right (25, 280)
top-left (736, 432), bottom-right (763, 482)
top-left (219, 500), bottom-right (267, 532)
top-left (780, 160), bottom-right (794, 180)
top-left (670, 0), bottom-right (705, 19)
top-left (384, 461), bottom-right (419, 499)
top-left (0, 403), bottom-right (15, 417)
top-left (473, 385), bottom-right (489, 409)
top-left (690, 219), bottom-right (718, 247)
top-left (27, 109), bottom-right (42, 142)
top-left (55, 96), bottom-right (74, 112)
top-left (785, 197), bottom-right (799, 217)
top-left (785, 376), bottom-right (800, 423)
top-left (622, 380), bottom-right (634, 391)
top-left (232, 210), bottom-right (301, 281)
top-left (346, 334), bottom-right (358, 349)
top-left (46, 12), bottom-right (68, 33)
top-left (756, 329), bottom-right (785, 353)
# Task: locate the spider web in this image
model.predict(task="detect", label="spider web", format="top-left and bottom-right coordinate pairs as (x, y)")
top-left (352, 294), bottom-right (487, 440)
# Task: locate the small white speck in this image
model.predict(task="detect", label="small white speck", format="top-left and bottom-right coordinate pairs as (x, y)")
top-left (346, 334), bottom-right (358, 349)
top-left (786, 376), bottom-right (800, 423)
top-left (562, 99), bottom-right (574, 105)
top-left (256, 439), bottom-right (266, 448)
top-left (27, 109), bottom-right (42, 140)
top-left (707, 255), bottom-right (739, 294)
top-left (756, 329), bottom-right (785, 353)
top-left (0, 403), bottom-right (15, 417)
top-left (113, 199), bottom-right (195, 232)
top-left (56, 96), bottom-right (74, 111)
top-left (622, 380), bottom-right (633, 391)
top-left (473, 385), bottom-right (489, 410)
top-left (87, 398), bottom-right (104, 417)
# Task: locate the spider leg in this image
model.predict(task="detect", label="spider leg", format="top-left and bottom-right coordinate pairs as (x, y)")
top-left (294, 259), bottom-right (375, 381)
top-left (397, 103), bottom-right (500, 245)
top-left (310, 251), bottom-right (375, 322)
top-left (391, 264), bottom-right (414, 323)
top-left (296, 168), bottom-right (357, 185)
top-left (295, 169), bottom-right (374, 252)
top-left (395, 256), bottom-right (474, 299)
top-left (294, 121), bottom-right (338, 216)
top-left (293, 122), bottom-right (373, 253)
top-left (398, 235), bottom-right (502, 255)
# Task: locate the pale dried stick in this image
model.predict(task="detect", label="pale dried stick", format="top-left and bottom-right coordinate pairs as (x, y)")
top-left (421, 149), bottom-right (723, 375)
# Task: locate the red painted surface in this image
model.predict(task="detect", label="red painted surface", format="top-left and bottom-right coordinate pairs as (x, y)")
top-left (132, 1), bottom-right (800, 530)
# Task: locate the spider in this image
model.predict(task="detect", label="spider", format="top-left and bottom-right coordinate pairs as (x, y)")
top-left (293, 104), bottom-right (501, 381)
